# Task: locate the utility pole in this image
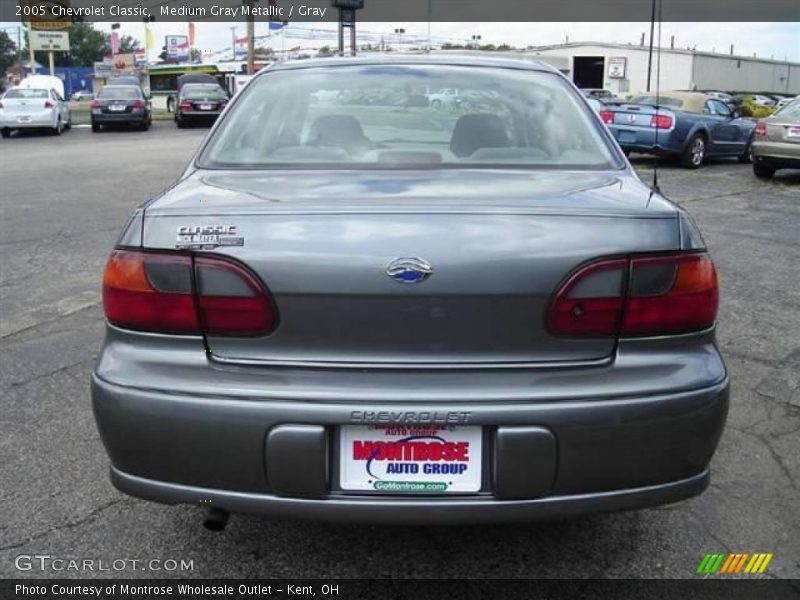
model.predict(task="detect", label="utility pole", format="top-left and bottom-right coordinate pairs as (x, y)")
top-left (27, 25), bottom-right (35, 76)
top-left (246, 0), bottom-right (255, 74)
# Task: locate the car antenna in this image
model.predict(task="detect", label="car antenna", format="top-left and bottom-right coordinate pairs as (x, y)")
top-left (646, 0), bottom-right (663, 195)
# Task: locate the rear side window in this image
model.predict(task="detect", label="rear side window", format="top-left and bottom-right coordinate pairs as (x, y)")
top-left (775, 100), bottom-right (800, 118)
top-left (4, 89), bottom-right (49, 99)
top-left (98, 87), bottom-right (140, 100)
top-left (199, 64), bottom-right (620, 170)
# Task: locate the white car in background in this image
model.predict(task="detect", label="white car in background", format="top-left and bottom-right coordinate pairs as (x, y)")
top-left (0, 86), bottom-right (71, 138)
top-left (775, 95), bottom-right (799, 110)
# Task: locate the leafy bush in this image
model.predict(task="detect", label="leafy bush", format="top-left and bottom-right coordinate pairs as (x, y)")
top-left (738, 102), bottom-right (775, 119)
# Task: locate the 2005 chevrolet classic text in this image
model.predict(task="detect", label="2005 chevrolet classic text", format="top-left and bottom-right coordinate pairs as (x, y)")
top-left (91, 55), bottom-right (728, 525)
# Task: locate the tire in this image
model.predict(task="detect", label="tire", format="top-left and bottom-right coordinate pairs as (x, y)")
top-left (52, 117), bottom-right (63, 136)
top-left (91, 122), bottom-right (100, 133)
top-left (176, 118), bottom-right (185, 128)
top-left (64, 116), bottom-right (72, 131)
top-left (680, 133), bottom-right (706, 169)
top-left (1, 128), bottom-right (10, 138)
top-left (431, 100), bottom-right (442, 110)
top-left (140, 119), bottom-right (150, 131)
top-left (753, 163), bottom-right (775, 179)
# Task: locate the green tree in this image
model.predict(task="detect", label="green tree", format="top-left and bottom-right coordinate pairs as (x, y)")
top-left (317, 45), bottom-right (333, 57)
top-left (0, 30), bottom-right (18, 78)
top-left (189, 47), bottom-right (203, 62)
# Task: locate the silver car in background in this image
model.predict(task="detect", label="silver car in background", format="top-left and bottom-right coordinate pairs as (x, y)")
top-left (92, 55), bottom-right (728, 526)
top-left (0, 87), bottom-right (71, 138)
top-left (752, 98), bottom-right (800, 178)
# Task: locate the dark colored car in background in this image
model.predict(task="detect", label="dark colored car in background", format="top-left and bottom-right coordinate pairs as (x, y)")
top-left (91, 85), bottom-right (152, 132)
top-left (601, 91), bottom-right (755, 168)
top-left (175, 83), bottom-right (229, 127)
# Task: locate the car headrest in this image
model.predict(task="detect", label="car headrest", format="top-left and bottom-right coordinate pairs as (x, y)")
top-left (309, 114), bottom-right (368, 152)
top-left (450, 113), bottom-right (510, 158)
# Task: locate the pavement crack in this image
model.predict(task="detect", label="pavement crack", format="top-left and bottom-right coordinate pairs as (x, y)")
top-left (9, 358), bottom-right (94, 389)
top-left (0, 498), bottom-right (131, 552)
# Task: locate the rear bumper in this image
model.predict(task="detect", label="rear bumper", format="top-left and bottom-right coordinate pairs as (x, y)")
top-left (752, 142), bottom-right (800, 169)
top-left (92, 113), bottom-right (147, 124)
top-left (178, 110), bottom-right (221, 120)
top-left (608, 127), bottom-right (680, 155)
top-left (0, 113), bottom-right (56, 128)
top-left (111, 465), bottom-right (711, 525)
top-left (92, 345), bottom-right (729, 522)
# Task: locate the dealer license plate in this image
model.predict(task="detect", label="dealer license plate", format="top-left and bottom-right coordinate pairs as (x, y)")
top-left (200, 103), bottom-right (213, 111)
top-left (339, 424), bottom-right (482, 493)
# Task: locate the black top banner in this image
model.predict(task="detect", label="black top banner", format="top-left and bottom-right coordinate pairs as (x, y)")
top-left (3, 0), bottom-right (800, 23)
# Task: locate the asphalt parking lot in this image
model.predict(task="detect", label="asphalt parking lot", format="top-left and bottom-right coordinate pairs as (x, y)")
top-left (1, 122), bottom-right (798, 579)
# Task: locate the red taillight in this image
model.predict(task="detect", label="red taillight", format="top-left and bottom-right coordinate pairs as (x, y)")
top-left (90, 100), bottom-right (101, 109)
top-left (650, 114), bottom-right (673, 129)
top-left (599, 110), bottom-right (614, 124)
top-left (623, 254), bottom-right (718, 335)
top-left (547, 259), bottom-right (627, 336)
top-left (102, 250), bottom-right (276, 336)
top-left (754, 121), bottom-right (767, 136)
top-left (179, 101), bottom-right (192, 111)
top-left (44, 100), bottom-right (55, 109)
top-left (548, 253), bottom-right (718, 338)
top-left (132, 99), bottom-right (145, 109)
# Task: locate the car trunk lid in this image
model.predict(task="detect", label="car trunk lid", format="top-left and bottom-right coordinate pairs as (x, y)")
top-left (141, 169), bottom-right (679, 366)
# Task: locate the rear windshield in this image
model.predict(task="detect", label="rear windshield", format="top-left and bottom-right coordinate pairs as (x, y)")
top-left (98, 87), bottom-right (140, 100)
top-left (4, 89), bottom-right (49, 99)
top-left (629, 95), bottom-right (685, 108)
top-left (775, 100), bottom-right (800, 118)
top-left (199, 64), bottom-right (619, 169)
top-left (182, 85), bottom-right (226, 99)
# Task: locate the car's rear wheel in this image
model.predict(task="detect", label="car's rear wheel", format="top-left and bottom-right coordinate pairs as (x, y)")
top-left (680, 133), bottom-right (706, 169)
top-left (1, 128), bottom-right (10, 138)
top-left (140, 119), bottom-right (151, 131)
top-left (431, 99), bottom-right (442, 110)
top-left (52, 117), bottom-right (63, 136)
top-left (753, 163), bottom-right (776, 179)
top-left (176, 118), bottom-right (185, 128)
top-left (91, 122), bottom-right (101, 133)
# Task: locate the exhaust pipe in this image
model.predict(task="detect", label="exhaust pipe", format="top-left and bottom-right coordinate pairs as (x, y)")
top-left (202, 507), bottom-right (230, 532)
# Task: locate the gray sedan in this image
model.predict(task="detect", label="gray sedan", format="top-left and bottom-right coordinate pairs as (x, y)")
top-left (93, 55), bottom-right (728, 527)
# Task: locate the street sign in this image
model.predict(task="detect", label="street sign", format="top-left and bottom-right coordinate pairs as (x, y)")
top-left (165, 35), bottom-right (190, 62)
top-left (94, 61), bottom-right (114, 78)
top-left (607, 57), bottom-right (627, 79)
top-left (21, 0), bottom-right (73, 31)
top-left (30, 30), bottom-right (69, 51)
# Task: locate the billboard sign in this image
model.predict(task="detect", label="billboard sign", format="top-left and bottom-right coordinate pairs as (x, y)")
top-left (30, 30), bottom-right (69, 51)
top-left (21, 0), bottom-right (73, 30)
top-left (165, 35), bottom-right (190, 62)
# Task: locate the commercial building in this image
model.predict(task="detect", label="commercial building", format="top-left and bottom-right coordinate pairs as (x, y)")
top-left (526, 42), bottom-right (799, 95)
